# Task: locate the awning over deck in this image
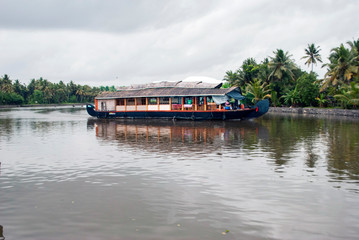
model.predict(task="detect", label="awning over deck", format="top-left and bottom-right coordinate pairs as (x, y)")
top-left (212, 92), bottom-right (245, 104)
top-left (227, 91), bottom-right (245, 101)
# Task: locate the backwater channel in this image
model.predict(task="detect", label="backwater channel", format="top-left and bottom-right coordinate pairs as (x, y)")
top-left (0, 107), bottom-right (358, 240)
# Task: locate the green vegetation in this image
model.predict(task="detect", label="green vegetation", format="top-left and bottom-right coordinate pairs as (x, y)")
top-left (244, 79), bottom-right (271, 104)
top-left (224, 38), bottom-right (359, 109)
top-left (0, 76), bottom-right (116, 105)
top-left (334, 82), bottom-right (359, 108)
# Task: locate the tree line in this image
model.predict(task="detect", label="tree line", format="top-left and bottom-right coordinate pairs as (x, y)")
top-left (0, 76), bottom-right (116, 105)
top-left (1, 38), bottom-right (358, 108)
top-left (223, 38), bottom-right (359, 109)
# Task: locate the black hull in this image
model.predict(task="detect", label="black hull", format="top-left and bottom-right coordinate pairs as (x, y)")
top-left (86, 99), bottom-right (269, 120)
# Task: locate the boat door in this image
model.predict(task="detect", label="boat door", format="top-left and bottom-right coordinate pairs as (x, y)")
top-left (101, 102), bottom-right (107, 111)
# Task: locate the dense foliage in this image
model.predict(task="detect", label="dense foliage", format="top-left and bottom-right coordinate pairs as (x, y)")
top-left (224, 38), bottom-right (359, 109)
top-left (0, 76), bottom-right (116, 105)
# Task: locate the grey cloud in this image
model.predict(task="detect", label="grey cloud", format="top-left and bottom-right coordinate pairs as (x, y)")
top-left (0, 0), bottom-right (218, 32)
top-left (0, 0), bottom-right (358, 86)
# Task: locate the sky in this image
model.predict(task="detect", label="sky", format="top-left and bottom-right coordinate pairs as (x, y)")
top-left (0, 0), bottom-right (358, 87)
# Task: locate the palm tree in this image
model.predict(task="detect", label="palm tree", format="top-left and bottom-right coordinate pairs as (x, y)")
top-left (334, 82), bottom-right (359, 108)
top-left (0, 74), bottom-right (13, 93)
top-left (268, 49), bottom-right (297, 82)
top-left (76, 88), bottom-right (84, 102)
top-left (244, 79), bottom-right (271, 104)
top-left (223, 70), bottom-right (240, 87)
top-left (321, 44), bottom-right (358, 92)
top-left (43, 85), bottom-right (54, 104)
top-left (238, 58), bottom-right (260, 87)
top-left (347, 38), bottom-right (359, 56)
top-left (224, 58), bottom-right (261, 88)
top-left (347, 38), bottom-right (359, 78)
top-left (258, 58), bottom-right (271, 84)
top-left (302, 43), bottom-right (322, 72)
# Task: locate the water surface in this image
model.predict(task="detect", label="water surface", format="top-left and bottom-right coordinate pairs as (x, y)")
top-left (0, 107), bottom-right (358, 240)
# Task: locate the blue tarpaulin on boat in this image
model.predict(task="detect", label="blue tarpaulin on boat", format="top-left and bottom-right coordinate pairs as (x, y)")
top-left (226, 91), bottom-right (245, 100)
top-left (212, 90), bottom-right (245, 104)
top-left (212, 95), bottom-right (229, 104)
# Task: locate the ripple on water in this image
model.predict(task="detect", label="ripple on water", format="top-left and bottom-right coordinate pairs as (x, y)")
top-left (1, 110), bottom-right (359, 239)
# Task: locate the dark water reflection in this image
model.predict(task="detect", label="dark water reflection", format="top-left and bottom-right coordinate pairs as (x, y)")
top-left (88, 118), bottom-right (270, 155)
top-left (258, 114), bottom-right (359, 183)
top-left (89, 115), bottom-right (359, 185)
top-left (0, 108), bottom-right (359, 240)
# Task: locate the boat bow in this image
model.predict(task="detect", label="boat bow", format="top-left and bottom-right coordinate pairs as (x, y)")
top-left (246, 99), bottom-right (270, 119)
top-left (86, 104), bottom-right (97, 117)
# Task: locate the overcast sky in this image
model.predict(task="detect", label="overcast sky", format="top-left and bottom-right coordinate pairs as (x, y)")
top-left (0, 0), bottom-right (358, 86)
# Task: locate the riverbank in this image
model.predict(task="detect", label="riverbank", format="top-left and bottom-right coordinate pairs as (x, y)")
top-left (269, 107), bottom-right (359, 118)
top-left (0, 103), bottom-right (86, 108)
top-left (2, 104), bottom-right (359, 118)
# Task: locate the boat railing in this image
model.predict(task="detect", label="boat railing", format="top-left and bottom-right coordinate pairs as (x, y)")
top-left (171, 104), bottom-right (182, 110)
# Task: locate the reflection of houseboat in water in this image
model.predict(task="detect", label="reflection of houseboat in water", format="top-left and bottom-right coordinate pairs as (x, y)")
top-left (87, 119), bottom-right (269, 152)
top-left (87, 79), bottom-right (269, 120)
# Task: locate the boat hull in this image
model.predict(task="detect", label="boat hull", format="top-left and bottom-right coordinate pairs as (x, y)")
top-left (86, 99), bottom-right (269, 120)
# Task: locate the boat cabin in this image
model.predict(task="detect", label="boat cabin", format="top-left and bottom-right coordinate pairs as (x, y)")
top-left (94, 80), bottom-right (245, 112)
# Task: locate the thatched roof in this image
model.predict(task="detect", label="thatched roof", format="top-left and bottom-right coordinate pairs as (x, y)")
top-left (96, 86), bottom-right (240, 99)
top-left (116, 80), bottom-right (222, 90)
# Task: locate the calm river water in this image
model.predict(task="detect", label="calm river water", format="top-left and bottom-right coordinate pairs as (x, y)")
top-left (0, 107), bottom-right (358, 240)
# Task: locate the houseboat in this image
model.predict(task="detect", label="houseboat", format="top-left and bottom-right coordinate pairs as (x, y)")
top-left (86, 79), bottom-right (269, 120)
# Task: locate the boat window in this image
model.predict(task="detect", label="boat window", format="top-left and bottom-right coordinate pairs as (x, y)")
top-left (149, 97), bottom-right (157, 105)
top-left (135, 98), bottom-right (145, 105)
top-left (117, 99), bottom-right (125, 105)
top-left (198, 97), bottom-right (205, 105)
top-left (159, 97), bottom-right (170, 104)
top-left (184, 97), bottom-right (193, 104)
top-left (127, 98), bottom-right (135, 105)
top-left (171, 97), bottom-right (181, 104)
top-left (206, 96), bottom-right (214, 103)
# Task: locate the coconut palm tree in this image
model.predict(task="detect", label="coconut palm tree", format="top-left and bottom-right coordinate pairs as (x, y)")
top-left (334, 82), bottom-right (359, 108)
top-left (76, 88), bottom-right (84, 102)
top-left (0, 74), bottom-right (13, 93)
top-left (223, 70), bottom-right (240, 87)
top-left (268, 49), bottom-right (297, 82)
top-left (241, 58), bottom-right (259, 85)
top-left (347, 38), bottom-right (359, 78)
top-left (347, 38), bottom-right (359, 56)
top-left (259, 58), bottom-right (271, 84)
top-left (302, 43), bottom-right (322, 72)
top-left (321, 44), bottom-right (358, 92)
top-left (244, 79), bottom-right (271, 104)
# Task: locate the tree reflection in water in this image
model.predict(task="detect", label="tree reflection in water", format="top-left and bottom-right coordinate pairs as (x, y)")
top-left (325, 120), bottom-right (359, 181)
top-left (257, 113), bottom-right (359, 183)
top-left (88, 114), bottom-right (359, 188)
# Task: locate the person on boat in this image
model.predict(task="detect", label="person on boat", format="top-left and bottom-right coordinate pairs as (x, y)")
top-left (225, 100), bottom-right (231, 110)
